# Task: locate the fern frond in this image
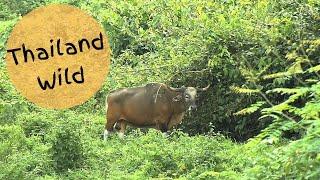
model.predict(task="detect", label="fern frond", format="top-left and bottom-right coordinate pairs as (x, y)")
top-left (233, 101), bottom-right (266, 116)
top-left (306, 64), bottom-right (320, 73)
top-left (259, 120), bottom-right (296, 143)
top-left (283, 90), bottom-right (307, 104)
top-left (256, 62), bottom-right (273, 77)
top-left (266, 88), bottom-right (300, 95)
top-left (302, 39), bottom-right (320, 46)
top-left (309, 83), bottom-right (320, 93)
top-left (287, 61), bottom-right (304, 74)
top-left (262, 72), bottom-right (290, 79)
top-left (285, 51), bottom-right (298, 61)
top-left (262, 91), bottom-right (306, 114)
top-left (263, 61), bottom-right (306, 79)
top-left (258, 114), bottom-right (280, 121)
top-left (230, 86), bottom-right (261, 95)
top-left (305, 79), bottom-right (319, 83)
top-left (262, 103), bottom-right (289, 113)
top-left (239, 68), bottom-right (257, 82)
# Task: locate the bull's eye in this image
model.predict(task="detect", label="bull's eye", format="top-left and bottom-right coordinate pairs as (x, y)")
top-left (185, 94), bottom-right (189, 99)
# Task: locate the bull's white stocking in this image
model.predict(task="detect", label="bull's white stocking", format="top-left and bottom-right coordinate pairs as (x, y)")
top-left (118, 132), bottom-right (124, 139)
top-left (103, 130), bottom-right (111, 141)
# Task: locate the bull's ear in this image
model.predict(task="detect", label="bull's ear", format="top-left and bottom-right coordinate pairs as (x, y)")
top-left (196, 84), bottom-right (210, 92)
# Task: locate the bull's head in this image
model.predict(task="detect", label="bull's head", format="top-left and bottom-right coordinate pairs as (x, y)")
top-left (168, 84), bottom-right (210, 111)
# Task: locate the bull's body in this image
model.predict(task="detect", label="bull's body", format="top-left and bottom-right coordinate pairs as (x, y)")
top-left (104, 82), bottom-right (209, 139)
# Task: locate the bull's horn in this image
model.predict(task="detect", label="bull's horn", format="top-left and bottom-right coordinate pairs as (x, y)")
top-left (196, 84), bottom-right (210, 92)
top-left (168, 86), bottom-right (186, 92)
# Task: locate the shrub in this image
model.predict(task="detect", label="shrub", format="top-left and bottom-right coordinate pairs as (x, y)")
top-left (0, 126), bottom-right (53, 179)
top-left (48, 112), bottom-right (86, 173)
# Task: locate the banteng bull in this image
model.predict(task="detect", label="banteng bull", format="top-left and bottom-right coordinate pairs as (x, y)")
top-left (103, 82), bottom-right (209, 140)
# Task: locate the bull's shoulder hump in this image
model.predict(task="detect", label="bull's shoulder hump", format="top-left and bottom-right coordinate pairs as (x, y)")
top-left (144, 82), bottom-right (167, 89)
top-left (109, 86), bottom-right (146, 96)
top-left (107, 88), bottom-right (136, 104)
top-left (107, 88), bottom-right (129, 99)
top-left (108, 83), bottom-right (168, 97)
top-left (109, 87), bottom-right (129, 93)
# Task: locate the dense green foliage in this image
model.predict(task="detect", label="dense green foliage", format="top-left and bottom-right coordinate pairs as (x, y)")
top-left (0, 0), bottom-right (319, 179)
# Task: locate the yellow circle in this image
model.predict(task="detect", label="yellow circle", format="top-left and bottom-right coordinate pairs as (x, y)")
top-left (5, 4), bottom-right (110, 109)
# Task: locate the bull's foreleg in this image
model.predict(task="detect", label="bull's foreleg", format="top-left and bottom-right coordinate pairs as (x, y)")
top-left (103, 130), bottom-right (110, 141)
top-left (104, 118), bottom-right (116, 141)
top-left (104, 124), bottom-right (113, 141)
top-left (158, 122), bottom-right (171, 137)
top-left (159, 123), bottom-right (168, 132)
top-left (118, 121), bottom-right (127, 139)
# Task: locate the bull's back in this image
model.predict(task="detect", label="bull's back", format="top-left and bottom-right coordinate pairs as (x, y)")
top-left (107, 83), bottom-right (169, 126)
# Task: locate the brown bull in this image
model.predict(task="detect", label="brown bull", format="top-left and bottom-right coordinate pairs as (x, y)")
top-left (103, 82), bottom-right (209, 140)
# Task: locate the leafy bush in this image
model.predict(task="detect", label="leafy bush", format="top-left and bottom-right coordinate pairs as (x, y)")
top-left (48, 111), bottom-right (87, 173)
top-left (0, 126), bottom-right (53, 179)
top-left (231, 15), bottom-right (320, 180)
top-left (73, 130), bottom-right (243, 179)
top-left (17, 111), bottom-right (54, 139)
top-left (0, 125), bottom-right (26, 158)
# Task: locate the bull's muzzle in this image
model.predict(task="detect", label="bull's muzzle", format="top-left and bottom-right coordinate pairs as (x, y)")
top-left (189, 105), bottom-right (197, 111)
